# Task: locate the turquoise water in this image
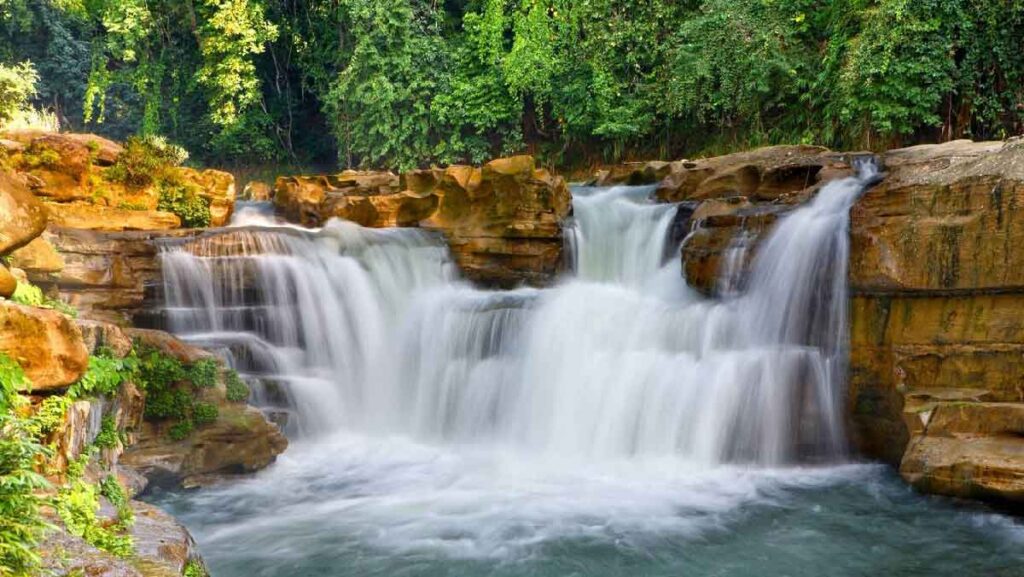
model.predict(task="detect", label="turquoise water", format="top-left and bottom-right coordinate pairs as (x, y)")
top-left (148, 434), bottom-right (1024, 577)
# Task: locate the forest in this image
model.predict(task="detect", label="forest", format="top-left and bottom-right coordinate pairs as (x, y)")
top-left (0, 0), bottom-right (1022, 170)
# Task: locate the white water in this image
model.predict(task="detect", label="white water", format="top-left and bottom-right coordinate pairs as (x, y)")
top-left (154, 164), bottom-right (901, 566)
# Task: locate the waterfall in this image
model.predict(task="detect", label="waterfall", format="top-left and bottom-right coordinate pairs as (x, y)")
top-left (157, 162), bottom-right (876, 465)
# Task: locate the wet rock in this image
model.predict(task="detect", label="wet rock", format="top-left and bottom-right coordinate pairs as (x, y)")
top-left (122, 404), bottom-right (288, 488)
top-left (590, 160), bottom-right (675, 186)
top-left (123, 327), bottom-right (215, 363)
top-left (243, 179), bottom-right (273, 201)
top-left (130, 501), bottom-right (206, 577)
top-left (0, 300), bottom-right (88, 390)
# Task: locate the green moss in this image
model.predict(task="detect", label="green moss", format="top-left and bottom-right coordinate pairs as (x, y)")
top-left (183, 559), bottom-right (209, 577)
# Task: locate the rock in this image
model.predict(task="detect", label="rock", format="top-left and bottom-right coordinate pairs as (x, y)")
top-left (845, 139), bottom-right (1024, 506)
top-left (849, 140), bottom-right (1022, 292)
top-left (655, 145), bottom-right (834, 203)
top-left (77, 318), bottom-right (134, 357)
top-left (274, 157), bottom-right (572, 286)
top-left (274, 170), bottom-right (407, 227)
top-left (421, 156), bottom-right (572, 287)
top-left (243, 179), bottom-right (273, 201)
top-left (0, 169), bottom-right (48, 254)
top-left (0, 263), bottom-right (15, 298)
top-left (0, 300), bottom-right (89, 391)
top-left (180, 167), bottom-right (236, 227)
top-left (130, 501), bottom-right (206, 577)
top-left (124, 327), bottom-right (215, 363)
top-left (45, 202), bottom-right (182, 231)
top-left (40, 498), bottom-right (205, 577)
top-left (592, 160), bottom-right (674, 186)
top-left (8, 235), bottom-right (64, 279)
top-left (45, 227), bottom-right (199, 325)
top-left (3, 130), bottom-right (123, 166)
top-left (122, 404), bottom-right (288, 488)
top-left (900, 434), bottom-right (1024, 503)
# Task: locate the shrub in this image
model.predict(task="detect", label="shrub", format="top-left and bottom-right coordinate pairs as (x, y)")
top-left (192, 402), bottom-right (218, 426)
top-left (168, 420), bottom-right (194, 441)
top-left (99, 475), bottom-right (134, 526)
top-left (9, 281), bottom-right (79, 317)
top-left (138, 348), bottom-right (186, 392)
top-left (144, 387), bottom-right (192, 421)
top-left (0, 356), bottom-right (50, 574)
top-left (70, 355), bottom-right (138, 399)
top-left (157, 181), bottom-right (211, 228)
top-left (186, 359), bottom-right (218, 388)
top-left (106, 135), bottom-right (189, 187)
top-left (225, 370), bottom-right (250, 403)
top-left (55, 454), bottom-right (133, 557)
top-left (93, 416), bottom-right (120, 449)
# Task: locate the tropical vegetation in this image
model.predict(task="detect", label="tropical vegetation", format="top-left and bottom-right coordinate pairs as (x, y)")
top-left (0, 0), bottom-right (1021, 169)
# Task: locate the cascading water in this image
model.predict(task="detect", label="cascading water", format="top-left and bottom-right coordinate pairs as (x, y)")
top-left (149, 164), bottom-right (1024, 577)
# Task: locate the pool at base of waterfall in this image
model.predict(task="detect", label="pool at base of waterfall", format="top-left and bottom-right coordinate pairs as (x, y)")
top-left (146, 433), bottom-right (1024, 577)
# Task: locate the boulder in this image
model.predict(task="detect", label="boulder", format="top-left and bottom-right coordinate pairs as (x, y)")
top-left (77, 318), bottom-right (134, 357)
top-left (0, 170), bottom-right (48, 254)
top-left (655, 145), bottom-right (834, 203)
top-left (0, 263), bottom-right (15, 298)
top-left (420, 156), bottom-right (572, 287)
top-left (591, 160), bottom-right (675, 186)
top-left (124, 327), bottom-right (215, 363)
top-left (122, 404), bottom-right (288, 488)
top-left (243, 179), bottom-right (273, 201)
top-left (274, 170), bottom-right (406, 227)
top-left (180, 167), bottom-right (236, 227)
top-left (0, 300), bottom-right (89, 391)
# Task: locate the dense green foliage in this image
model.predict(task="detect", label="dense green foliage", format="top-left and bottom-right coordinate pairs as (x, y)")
top-left (135, 341), bottom-right (225, 440)
top-left (225, 370), bottom-right (250, 403)
top-left (2, 1), bottom-right (1022, 167)
top-left (9, 280), bottom-right (77, 317)
top-left (0, 353), bottom-right (49, 576)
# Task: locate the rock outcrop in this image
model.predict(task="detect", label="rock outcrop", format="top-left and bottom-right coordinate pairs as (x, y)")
top-left (0, 169), bottom-right (48, 254)
top-left (0, 300), bottom-right (89, 390)
top-left (275, 156), bottom-right (572, 287)
top-left (847, 139), bottom-right (1024, 504)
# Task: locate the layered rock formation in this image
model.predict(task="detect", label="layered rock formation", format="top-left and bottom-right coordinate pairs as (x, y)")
top-left (275, 156), bottom-right (572, 287)
top-left (847, 139), bottom-right (1024, 504)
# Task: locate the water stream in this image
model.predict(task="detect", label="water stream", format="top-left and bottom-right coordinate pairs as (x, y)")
top-left (148, 166), bottom-right (1024, 576)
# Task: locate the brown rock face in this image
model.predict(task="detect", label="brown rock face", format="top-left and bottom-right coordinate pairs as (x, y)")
top-left (46, 202), bottom-right (182, 231)
top-left (0, 300), bottom-right (89, 390)
top-left (122, 404), bottom-right (288, 487)
top-left (180, 167), bottom-right (236, 227)
top-left (848, 139), bottom-right (1024, 505)
top-left (0, 170), bottom-right (48, 254)
top-left (8, 235), bottom-right (64, 278)
top-left (45, 227), bottom-right (198, 324)
top-left (590, 160), bottom-right (675, 186)
top-left (275, 157), bottom-right (573, 287)
top-left (655, 145), bottom-right (837, 203)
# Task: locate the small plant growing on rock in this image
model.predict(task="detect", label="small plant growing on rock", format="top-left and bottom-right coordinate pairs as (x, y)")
top-left (225, 370), bottom-right (250, 403)
top-left (157, 181), bottom-right (211, 228)
top-left (193, 402), bottom-right (219, 426)
top-left (106, 135), bottom-right (188, 187)
top-left (168, 420), bottom-right (194, 441)
top-left (186, 359), bottom-right (218, 388)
